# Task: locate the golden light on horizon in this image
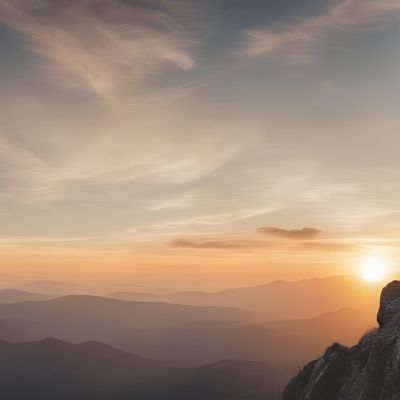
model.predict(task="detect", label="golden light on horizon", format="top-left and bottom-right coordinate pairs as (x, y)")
top-left (360, 256), bottom-right (390, 283)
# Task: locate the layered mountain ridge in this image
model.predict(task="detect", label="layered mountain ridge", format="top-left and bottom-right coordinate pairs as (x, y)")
top-left (0, 338), bottom-right (293, 400)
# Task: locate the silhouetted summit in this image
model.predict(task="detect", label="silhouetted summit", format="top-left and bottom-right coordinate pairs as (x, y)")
top-left (282, 280), bottom-right (400, 400)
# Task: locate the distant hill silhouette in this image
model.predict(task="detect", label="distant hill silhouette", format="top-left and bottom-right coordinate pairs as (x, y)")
top-left (0, 337), bottom-right (162, 382)
top-left (0, 338), bottom-right (293, 400)
top-left (0, 318), bottom-right (44, 341)
top-left (113, 307), bottom-right (375, 366)
top-left (0, 338), bottom-right (163, 399)
top-left (109, 275), bottom-right (380, 320)
top-left (16, 280), bottom-right (87, 295)
top-left (0, 295), bottom-right (250, 342)
top-left (0, 289), bottom-right (53, 303)
top-left (116, 359), bottom-right (294, 400)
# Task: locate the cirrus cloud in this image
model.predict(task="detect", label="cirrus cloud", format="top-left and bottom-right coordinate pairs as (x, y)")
top-left (240, 0), bottom-right (400, 61)
top-left (0, 0), bottom-right (199, 99)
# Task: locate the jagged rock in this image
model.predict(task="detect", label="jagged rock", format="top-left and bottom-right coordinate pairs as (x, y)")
top-left (282, 280), bottom-right (400, 400)
top-left (378, 281), bottom-right (400, 327)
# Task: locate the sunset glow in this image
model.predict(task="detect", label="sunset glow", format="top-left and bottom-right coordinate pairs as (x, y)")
top-left (360, 256), bottom-right (390, 283)
top-left (1, 2), bottom-right (400, 399)
top-left (0, 0), bottom-right (399, 290)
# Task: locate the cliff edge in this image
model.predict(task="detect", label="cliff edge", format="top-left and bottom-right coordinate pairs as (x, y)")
top-left (282, 280), bottom-right (400, 400)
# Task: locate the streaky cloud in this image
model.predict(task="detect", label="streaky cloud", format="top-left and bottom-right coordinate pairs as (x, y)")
top-left (297, 241), bottom-right (361, 252)
top-left (0, 0), bottom-right (199, 99)
top-left (239, 0), bottom-right (400, 61)
top-left (168, 238), bottom-right (269, 250)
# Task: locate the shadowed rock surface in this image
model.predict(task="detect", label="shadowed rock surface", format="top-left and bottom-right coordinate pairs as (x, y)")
top-left (282, 280), bottom-right (400, 400)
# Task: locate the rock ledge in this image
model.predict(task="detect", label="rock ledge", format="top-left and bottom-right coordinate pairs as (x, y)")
top-left (282, 280), bottom-right (400, 400)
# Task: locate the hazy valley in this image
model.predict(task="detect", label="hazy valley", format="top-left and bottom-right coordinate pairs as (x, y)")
top-left (0, 275), bottom-right (382, 399)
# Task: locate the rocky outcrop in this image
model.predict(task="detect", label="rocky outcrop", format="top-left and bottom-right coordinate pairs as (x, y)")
top-left (282, 280), bottom-right (400, 400)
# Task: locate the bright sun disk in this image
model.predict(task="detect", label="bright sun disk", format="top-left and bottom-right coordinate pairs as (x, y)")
top-left (360, 256), bottom-right (389, 283)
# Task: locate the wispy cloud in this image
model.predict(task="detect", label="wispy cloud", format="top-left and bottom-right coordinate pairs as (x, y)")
top-left (140, 207), bottom-right (281, 232)
top-left (297, 241), bottom-right (360, 252)
top-left (240, 0), bottom-right (400, 60)
top-left (0, 0), bottom-right (198, 99)
top-left (147, 193), bottom-right (195, 211)
top-left (0, 121), bottom-right (239, 205)
top-left (257, 227), bottom-right (322, 239)
top-left (166, 234), bottom-right (363, 254)
top-left (168, 238), bottom-right (268, 250)
top-left (0, 134), bottom-right (49, 198)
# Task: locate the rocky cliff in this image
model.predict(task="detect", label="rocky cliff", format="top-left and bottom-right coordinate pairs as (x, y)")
top-left (282, 280), bottom-right (400, 400)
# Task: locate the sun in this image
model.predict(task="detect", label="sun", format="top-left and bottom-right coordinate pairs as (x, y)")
top-left (360, 256), bottom-right (390, 283)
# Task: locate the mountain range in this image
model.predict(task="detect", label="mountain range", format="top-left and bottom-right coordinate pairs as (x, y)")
top-left (0, 295), bottom-right (249, 342)
top-left (113, 307), bottom-right (375, 366)
top-left (0, 275), bottom-right (383, 399)
top-left (108, 275), bottom-right (380, 320)
top-left (0, 338), bottom-right (294, 400)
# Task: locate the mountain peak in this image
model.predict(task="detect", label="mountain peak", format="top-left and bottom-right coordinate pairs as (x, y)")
top-left (282, 280), bottom-right (400, 400)
top-left (377, 280), bottom-right (400, 327)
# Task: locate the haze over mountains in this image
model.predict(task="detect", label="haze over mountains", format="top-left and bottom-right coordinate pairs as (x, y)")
top-left (113, 307), bottom-right (375, 366)
top-left (0, 276), bottom-right (165, 296)
top-left (0, 275), bottom-right (380, 320)
top-left (109, 276), bottom-right (380, 319)
top-left (0, 289), bottom-right (53, 303)
top-left (0, 275), bottom-right (382, 398)
top-left (0, 295), bottom-right (248, 342)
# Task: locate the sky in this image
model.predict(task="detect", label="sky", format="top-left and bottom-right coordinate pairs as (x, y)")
top-left (0, 0), bottom-right (400, 291)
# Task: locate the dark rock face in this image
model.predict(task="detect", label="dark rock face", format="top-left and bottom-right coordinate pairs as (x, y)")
top-left (377, 280), bottom-right (400, 327)
top-left (282, 280), bottom-right (400, 400)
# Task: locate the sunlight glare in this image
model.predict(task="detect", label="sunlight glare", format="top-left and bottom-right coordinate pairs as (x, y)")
top-left (360, 256), bottom-right (390, 283)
